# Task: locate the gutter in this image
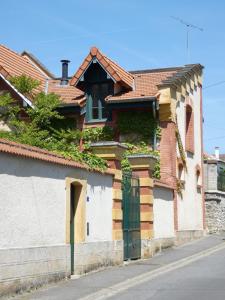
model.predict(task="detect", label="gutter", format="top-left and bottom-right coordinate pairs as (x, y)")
top-left (106, 96), bottom-right (156, 104)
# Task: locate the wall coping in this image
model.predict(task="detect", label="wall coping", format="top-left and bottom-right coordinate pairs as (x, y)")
top-left (127, 154), bottom-right (158, 160)
top-left (90, 141), bottom-right (128, 149)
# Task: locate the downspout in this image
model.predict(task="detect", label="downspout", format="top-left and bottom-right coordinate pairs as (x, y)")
top-left (44, 78), bottom-right (49, 95)
top-left (152, 98), bottom-right (159, 151)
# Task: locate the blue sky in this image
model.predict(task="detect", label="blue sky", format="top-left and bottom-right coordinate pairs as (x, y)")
top-left (1, 0), bottom-right (224, 154)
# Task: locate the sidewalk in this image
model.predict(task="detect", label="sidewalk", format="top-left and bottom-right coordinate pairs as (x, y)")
top-left (12, 234), bottom-right (225, 300)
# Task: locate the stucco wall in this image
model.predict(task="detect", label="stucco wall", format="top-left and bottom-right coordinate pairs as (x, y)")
top-left (0, 153), bottom-right (113, 248)
top-left (0, 152), bottom-right (115, 295)
top-left (153, 187), bottom-right (175, 238)
top-left (86, 178), bottom-right (112, 242)
top-left (176, 86), bottom-right (203, 231)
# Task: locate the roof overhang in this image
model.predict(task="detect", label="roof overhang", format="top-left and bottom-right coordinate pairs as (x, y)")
top-left (106, 96), bottom-right (156, 104)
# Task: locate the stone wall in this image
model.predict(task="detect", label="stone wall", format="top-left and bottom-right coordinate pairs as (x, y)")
top-left (73, 240), bottom-right (123, 275)
top-left (0, 245), bottom-right (70, 298)
top-left (205, 191), bottom-right (225, 233)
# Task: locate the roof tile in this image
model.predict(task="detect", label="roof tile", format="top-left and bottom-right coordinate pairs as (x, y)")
top-left (0, 44), bottom-right (84, 105)
top-left (0, 138), bottom-right (113, 175)
top-left (70, 47), bottom-right (134, 89)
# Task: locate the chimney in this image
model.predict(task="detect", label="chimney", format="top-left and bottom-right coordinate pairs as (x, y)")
top-left (215, 146), bottom-right (220, 160)
top-left (60, 59), bottom-right (70, 85)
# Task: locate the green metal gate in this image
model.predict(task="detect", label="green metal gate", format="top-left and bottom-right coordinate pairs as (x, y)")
top-left (122, 172), bottom-right (141, 260)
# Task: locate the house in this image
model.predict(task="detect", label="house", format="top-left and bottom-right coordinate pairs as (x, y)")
top-left (204, 147), bottom-right (225, 233)
top-left (0, 44), bottom-right (205, 294)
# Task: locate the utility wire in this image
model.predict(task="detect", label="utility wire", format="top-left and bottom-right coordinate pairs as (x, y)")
top-left (203, 80), bottom-right (225, 89)
top-left (205, 135), bottom-right (225, 141)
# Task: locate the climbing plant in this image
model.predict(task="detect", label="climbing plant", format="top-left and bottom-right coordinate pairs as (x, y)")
top-left (9, 74), bottom-right (40, 98)
top-left (175, 116), bottom-right (187, 170)
top-left (117, 111), bottom-right (158, 144)
top-left (0, 76), bottom-right (108, 171)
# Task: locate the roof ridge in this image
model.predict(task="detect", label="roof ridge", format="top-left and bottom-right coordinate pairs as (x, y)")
top-left (0, 44), bottom-right (23, 58)
top-left (70, 47), bottom-right (134, 88)
top-left (21, 51), bottom-right (55, 78)
top-left (130, 67), bottom-right (183, 74)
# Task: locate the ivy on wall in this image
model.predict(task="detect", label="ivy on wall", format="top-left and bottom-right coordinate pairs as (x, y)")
top-left (117, 111), bottom-right (161, 179)
top-left (117, 111), bottom-right (158, 144)
top-left (175, 116), bottom-right (187, 170)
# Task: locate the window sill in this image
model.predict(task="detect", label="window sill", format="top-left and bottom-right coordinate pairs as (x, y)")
top-left (85, 119), bottom-right (107, 125)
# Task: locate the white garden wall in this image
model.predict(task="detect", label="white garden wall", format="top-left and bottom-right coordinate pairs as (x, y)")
top-left (0, 152), bottom-right (117, 296)
top-left (153, 187), bottom-right (175, 238)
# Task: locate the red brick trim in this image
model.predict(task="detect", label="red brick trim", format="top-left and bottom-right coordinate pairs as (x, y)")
top-left (185, 105), bottom-right (194, 153)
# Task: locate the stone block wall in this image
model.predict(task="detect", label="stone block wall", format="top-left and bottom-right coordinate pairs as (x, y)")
top-left (205, 192), bottom-right (225, 233)
top-left (0, 245), bottom-right (70, 298)
top-left (73, 240), bottom-right (123, 275)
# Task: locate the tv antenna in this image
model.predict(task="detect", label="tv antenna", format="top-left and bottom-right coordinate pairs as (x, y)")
top-left (171, 16), bottom-right (203, 62)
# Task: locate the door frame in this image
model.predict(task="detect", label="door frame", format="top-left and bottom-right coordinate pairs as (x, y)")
top-left (66, 177), bottom-right (87, 274)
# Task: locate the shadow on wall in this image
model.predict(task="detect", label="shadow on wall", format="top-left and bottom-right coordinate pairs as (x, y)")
top-left (0, 152), bottom-right (112, 190)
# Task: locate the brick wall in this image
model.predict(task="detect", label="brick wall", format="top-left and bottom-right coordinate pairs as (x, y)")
top-left (159, 121), bottom-right (177, 189)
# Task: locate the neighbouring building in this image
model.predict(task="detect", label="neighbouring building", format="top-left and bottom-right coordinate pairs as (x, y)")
top-left (0, 44), bottom-right (205, 295)
top-left (204, 147), bottom-right (225, 233)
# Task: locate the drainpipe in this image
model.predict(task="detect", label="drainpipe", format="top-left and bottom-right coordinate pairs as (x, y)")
top-left (44, 78), bottom-right (49, 95)
top-left (152, 99), bottom-right (158, 151)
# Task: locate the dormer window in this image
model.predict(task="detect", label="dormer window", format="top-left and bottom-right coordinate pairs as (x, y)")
top-left (86, 82), bottom-right (112, 121)
top-left (76, 61), bottom-right (114, 123)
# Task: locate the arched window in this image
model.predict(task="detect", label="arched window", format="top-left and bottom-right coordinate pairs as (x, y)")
top-left (185, 105), bottom-right (194, 153)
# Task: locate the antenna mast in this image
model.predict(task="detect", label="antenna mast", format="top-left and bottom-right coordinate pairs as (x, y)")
top-left (171, 16), bottom-right (203, 63)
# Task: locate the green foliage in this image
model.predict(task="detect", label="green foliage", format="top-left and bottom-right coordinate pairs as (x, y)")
top-left (121, 142), bottom-right (160, 178)
top-left (9, 74), bottom-right (40, 97)
top-left (176, 178), bottom-right (185, 198)
top-left (117, 111), bottom-right (157, 143)
top-left (175, 120), bottom-right (187, 170)
top-left (27, 92), bottom-right (63, 129)
top-left (0, 92), bottom-right (20, 123)
top-left (0, 76), bottom-right (108, 171)
top-left (153, 159), bottom-right (161, 179)
top-left (82, 126), bottom-right (114, 143)
top-left (117, 111), bottom-right (161, 179)
top-left (155, 125), bottom-right (162, 139)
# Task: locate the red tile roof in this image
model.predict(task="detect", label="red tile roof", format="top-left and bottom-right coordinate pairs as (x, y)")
top-left (0, 44), bottom-right (84, 105)
top-left (70, 47), bottom-right (134, 89)
top-left (0, 138), bottom-right (113, 175)
top-left (0, 44), bottom-right (203, 106)
top-left (106, 69), bottom-right (179, 102)
top-left (47, 80), bottom-right (85, 105)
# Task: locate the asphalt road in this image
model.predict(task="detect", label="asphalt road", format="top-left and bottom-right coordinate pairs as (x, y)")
top-left (108, 240), bottom-right (225, 300)
top-left (13, 234), bottom-right (225, 300)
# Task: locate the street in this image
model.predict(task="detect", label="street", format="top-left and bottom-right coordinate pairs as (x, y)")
top-left (13, 234), bottom-right (225, 300)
